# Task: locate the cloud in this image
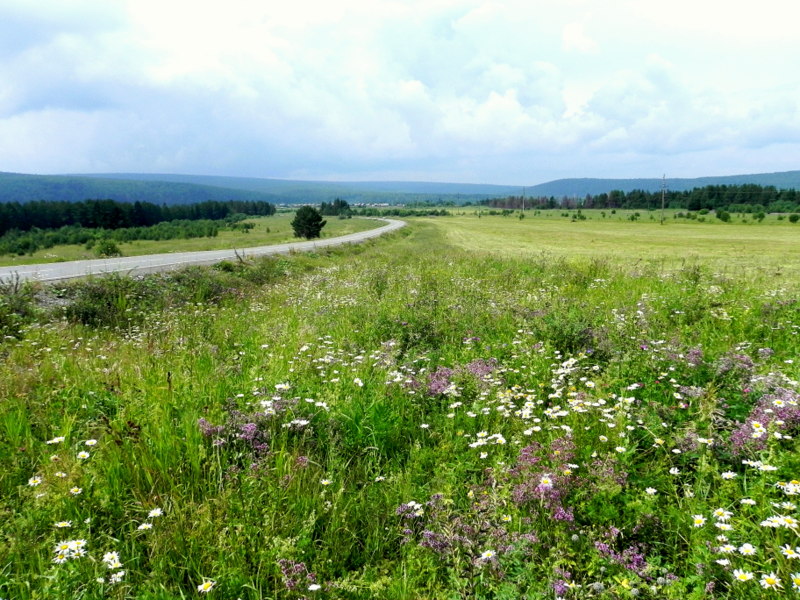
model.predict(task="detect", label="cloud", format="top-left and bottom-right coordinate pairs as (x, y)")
top-left (562, 23), bottom-right (596, 53)
top-left (1, 0), bottom-right (799, 183)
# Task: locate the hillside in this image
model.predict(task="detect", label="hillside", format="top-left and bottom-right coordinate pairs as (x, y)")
top-left (527, 170), bottom-right (800, 197)
top-left (0, 172), bottom-right (282, 205)
top-left (3, 170), bottom-right (800, 206)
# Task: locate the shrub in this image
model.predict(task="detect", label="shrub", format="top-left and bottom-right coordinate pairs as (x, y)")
top-left (291, 206), bottom-right (327, 239)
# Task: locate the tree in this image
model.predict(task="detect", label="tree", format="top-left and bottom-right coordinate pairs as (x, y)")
top-left (291, 206), bottom-right (327, 239)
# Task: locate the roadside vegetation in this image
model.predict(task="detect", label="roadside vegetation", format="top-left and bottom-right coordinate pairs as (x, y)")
top-left (1, 217), bottom-right (799, 599)
top-left (0, 215), bottom-right (382, 267)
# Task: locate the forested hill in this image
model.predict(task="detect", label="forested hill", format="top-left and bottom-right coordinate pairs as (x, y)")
top-left (0, 172), bottom-right (281, 205)
top-left (526, 171), bottom-right (800, 197)
top-left (3, 170), bottom-right (800, 206)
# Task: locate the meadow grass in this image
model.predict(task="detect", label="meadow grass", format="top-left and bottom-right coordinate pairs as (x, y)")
top-left (0, 215), bottom-right (381, 266)
top-left (1, 219), bottom-right (799, 598)
top-left (424, 211), bottom-right (800, 276)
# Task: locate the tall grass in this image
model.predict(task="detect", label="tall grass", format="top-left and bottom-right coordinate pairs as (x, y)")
top-left (1, 221), bottom-right (799, 598)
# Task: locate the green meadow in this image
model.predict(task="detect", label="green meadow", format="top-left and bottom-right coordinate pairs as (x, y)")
top-left (0, 215), bottom-right (381, 267)
top-left (1, 216), bottom-right (799, 599)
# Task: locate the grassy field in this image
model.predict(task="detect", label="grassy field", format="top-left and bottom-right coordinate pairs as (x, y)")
top-left (425, 210), bottom-right (800, 275)
top-left (0, 215), bottom-right (382, 267)
top-left (1, 218), bottom-right (799, 599)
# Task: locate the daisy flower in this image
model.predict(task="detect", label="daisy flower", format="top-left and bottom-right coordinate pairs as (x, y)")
top-left (790, 573), bottom-right (800, 590)
top-left (479, 549), bottom-right (496, 560)
top-left (197, 580), bottom-right (216, 593)
top-left (148, 508), bottom-right (163, 518)
top-left (77, 451), bottom-right (90, 460)
top-left (733, 569), bottom-right (754, 582)
top-left (760, 572), bottom-right (781, 590)
top-left (738, 543), bottom-right (756, 556)
top-left (692, 515), bottom-right (706, 527)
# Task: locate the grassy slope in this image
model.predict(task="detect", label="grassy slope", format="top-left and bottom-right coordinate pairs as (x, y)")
top-left (1, 219), bottom-right (799, 599)
top-left (0, 216), bottom-right (381, 266)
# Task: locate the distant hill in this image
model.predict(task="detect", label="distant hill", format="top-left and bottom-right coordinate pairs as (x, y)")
top-left (0, 172), bottom-right (281, 205)
top-left (526, 171), bottom-right (800, 197)
top-left (2, 169), bottom-right (799, 205)
top-left (80, 173), bottom-right (519, 203)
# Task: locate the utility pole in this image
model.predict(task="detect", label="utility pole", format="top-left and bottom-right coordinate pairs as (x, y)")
top-left (522, 187), bottom-right (526, 212)
top-left (660, 174), bottom-right (666, 225)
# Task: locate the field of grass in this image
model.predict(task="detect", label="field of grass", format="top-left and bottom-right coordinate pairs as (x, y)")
top-left (0, 215), bottom-right (381, 267)
top-left (1, 218), bottom-right (799, 598)
top-left (423, 210), bottom-right (800, 275)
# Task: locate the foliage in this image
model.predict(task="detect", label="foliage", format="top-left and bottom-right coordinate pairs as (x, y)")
top-left (1, 221), bottom-right (800, 599)
top-left (0, 198), bottom-right (275, 237)
top-left (291, 206), bottom-right (327, 239)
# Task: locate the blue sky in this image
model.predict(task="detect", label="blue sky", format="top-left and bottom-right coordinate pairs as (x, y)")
top-left (1, 0), bottom-right (799, 185)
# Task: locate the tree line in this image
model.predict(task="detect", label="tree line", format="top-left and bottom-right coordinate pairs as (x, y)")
top-left (0, 199), bottom-right (276, 236)
top-left (481, 184), bottom-right (800, 213)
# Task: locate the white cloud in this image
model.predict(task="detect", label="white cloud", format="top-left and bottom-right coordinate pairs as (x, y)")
top-left (0, 0), bottom-right (799, 183)
top-left (562, 23), bottom-right (596, 53)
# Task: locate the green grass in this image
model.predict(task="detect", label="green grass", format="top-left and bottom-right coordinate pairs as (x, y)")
top-left (420, 210), bottom-right (800, 275)
top-left (0, 215), bottom-right (382, 266)
top-left (1, 219), bottom-right (799, 599)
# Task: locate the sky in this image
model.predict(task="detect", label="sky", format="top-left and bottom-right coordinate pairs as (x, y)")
top-left (1, 0), bottom-right (799, 185)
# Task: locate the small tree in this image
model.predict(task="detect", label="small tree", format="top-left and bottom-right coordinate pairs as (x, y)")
top-left (291, 206), bottom-right (327, 239)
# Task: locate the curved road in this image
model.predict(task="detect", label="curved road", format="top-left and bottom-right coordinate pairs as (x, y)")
top-left (0, 218), bottom-right (405, 283)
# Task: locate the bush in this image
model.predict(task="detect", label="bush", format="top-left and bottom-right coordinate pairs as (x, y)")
top-left (291, 206), bottom-right (327, 239)
top-left (790, 214), bottom-right (800, 223)
top-left (94, 239), bottom-right (122, 257)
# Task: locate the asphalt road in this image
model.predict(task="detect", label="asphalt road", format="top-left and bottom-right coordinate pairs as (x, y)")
top-left (0, 218), bottom-right (405, 283)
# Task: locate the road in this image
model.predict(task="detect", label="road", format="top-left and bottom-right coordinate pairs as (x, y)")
top-left (0, 218), bottom-right (405, 283)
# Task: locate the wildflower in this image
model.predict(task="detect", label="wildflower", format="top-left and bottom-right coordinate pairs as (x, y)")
top-left (501, 514), bottom-right (512, 522)
top-left (77, 451), bottom-right (90, 460)
top-left (712, 508), bottom-right (733, 521)
top-left (148, 507), bottom-right (163, 518)
top-left (55, 521), bottom-right (72, 528)
top-left (733, 569), bottom-right (754, 582)
top-left (615, 446), bottom-right (626, 453)
top-left (197, 580), bottom-right (216, 593)
top-left (692, 515), bottom-right (706, 527)
top-left (54, 471), bottom-right (67, 478)
top-left (760, 572), bottom-right (781, 590)
top-left (669, 467), bottom-right (680, 475)
top-left (738, 543), bottom-right (756, 556)
top-left (420, 424), bottom-right (429, 429)
top-left (740, 498), bottom-right (757, 505)
top-left (719, 544), bottom-right (735, 553)
top-left (308, 584), bottom-right (321, 591)
top-left (715, 522), bottom-right (732, 531)
top-left (645, 487), bottom-right (657, 495)
top-left (320, 479), bottom-right (332, 486)
top-left (138, 523), bottom-right (153, 530)
top-left (46, 436), bottom-right (65, 444)
top-left (479, 549), bottom-right (496, 560)
top-left (84, 439), bottom-right (98, 446)
top-left (28, 476), bottom-right (42, 487)
top-left (109, 570), bottom-right (125, 584)
top-left (374, 476), bottom-right (385, 482)
top-left (721, 471), bottom-right (737, 479)
top-left (791, 573), bottom-right (800, 590)
top-left (69, 487), bottom-right (82, 495)
top-left (540, 474), bottom-right (553, 487)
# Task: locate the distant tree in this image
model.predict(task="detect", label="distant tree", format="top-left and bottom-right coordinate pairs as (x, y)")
top-left (790, 214), bottom-right (800, 223)
top-left (291, 206), bottom-right (327, 239)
